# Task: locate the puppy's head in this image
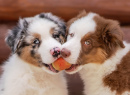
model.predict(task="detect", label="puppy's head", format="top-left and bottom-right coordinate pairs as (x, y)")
top-left (61, 11), bottom-right (125, 74)
top-left (6, 13), bottom-right (66, 74)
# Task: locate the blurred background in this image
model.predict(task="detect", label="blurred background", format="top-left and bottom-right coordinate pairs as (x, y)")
top-left (0, 0), bottom-right (130, 95)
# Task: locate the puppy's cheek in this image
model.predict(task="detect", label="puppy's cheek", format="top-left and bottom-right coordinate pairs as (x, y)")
top-left (18, 46), bottom-right (42, 67)
top-left (80, 48), bottom-right (107, 64)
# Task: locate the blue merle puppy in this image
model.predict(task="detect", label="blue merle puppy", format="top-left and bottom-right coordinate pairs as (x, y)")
top-left (0, 13), bottom-right (68, 95)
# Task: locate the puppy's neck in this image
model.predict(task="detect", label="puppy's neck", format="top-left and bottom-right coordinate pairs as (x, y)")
top-left (8, 54), bottom-right (59, 76)
top-left (79, 42), bottom-right (130, 95)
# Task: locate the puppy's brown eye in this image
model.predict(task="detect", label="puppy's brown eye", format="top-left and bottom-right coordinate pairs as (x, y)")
top-left (85, 40), bottom-right (91, 45)
top-left (33, 39), bottom-right (40, 44)
top-left (69, 33), bottom-right (74, 37)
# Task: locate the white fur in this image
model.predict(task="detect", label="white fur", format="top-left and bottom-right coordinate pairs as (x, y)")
top-left (62, 12), bottom-right (97, 64)
top-left (0, 15), bottom-right (68, 95)
top-left (28, 18), bottom-right (61, 64)
top-left (68, 12), bottom-right (97, 40)
top-left (0, 54), bottom-right (68, 95)
top-left (79, 42), bottom-right (130, 95)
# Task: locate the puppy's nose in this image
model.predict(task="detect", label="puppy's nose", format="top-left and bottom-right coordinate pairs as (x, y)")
top-left (61, 48), bottom-right (71, 58)
top-left (50, 47), bottom-right (60, 58)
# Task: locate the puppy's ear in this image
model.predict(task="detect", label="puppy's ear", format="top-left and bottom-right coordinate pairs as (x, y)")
top-left (5, 19), bottom-right (29, 53)
top-left (101, 20), bottom-right (125, 49)
top-left (77, 10), bottom-right (87, 18)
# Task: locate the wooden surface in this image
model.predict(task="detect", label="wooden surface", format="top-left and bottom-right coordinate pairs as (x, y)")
top-left (0, 0), bottom-right (130, 24)
top-left (0, 22), bottom-right (14, 64)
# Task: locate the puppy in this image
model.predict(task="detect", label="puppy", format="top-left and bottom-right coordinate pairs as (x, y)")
top-left (0, 13), bottom-right (68, 95)
top-left (61, 11), bottom-right (130, 95)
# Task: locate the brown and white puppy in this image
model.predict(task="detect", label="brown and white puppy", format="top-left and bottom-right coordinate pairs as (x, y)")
top-left (61, 11), bottom-right (130, 95)
top-left (0, 13), bottom-right (68, 95)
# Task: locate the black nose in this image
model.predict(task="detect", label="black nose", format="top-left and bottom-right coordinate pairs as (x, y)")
top-left (61, 48), bottom-right (71, 58)
top-left (50, 47), bottom-right (60, 58)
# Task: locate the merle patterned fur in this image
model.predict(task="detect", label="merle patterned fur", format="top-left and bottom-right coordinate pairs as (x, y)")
top-left (5, 20), bottom-right (29, 53)
top-left (5, 13), bottom-right (66, 54)
top-left (39, 13), bottom-right (67, 40)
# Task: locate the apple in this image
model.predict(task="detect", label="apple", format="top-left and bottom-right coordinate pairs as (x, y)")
top-left (52, 57), bottom-right (71, 71)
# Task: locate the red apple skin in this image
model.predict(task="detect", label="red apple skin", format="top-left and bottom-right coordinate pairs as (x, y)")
top-left (52, 58), bottom-right (71, 71)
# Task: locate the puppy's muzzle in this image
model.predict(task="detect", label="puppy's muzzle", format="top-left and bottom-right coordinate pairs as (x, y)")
top-left (61, 48), bottom-right (71, 58)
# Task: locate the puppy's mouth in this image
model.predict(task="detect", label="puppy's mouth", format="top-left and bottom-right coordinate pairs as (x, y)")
top-left (65, 64), bottom-right (80, 72)
top-left (44, 63), bottom-right (59, 73)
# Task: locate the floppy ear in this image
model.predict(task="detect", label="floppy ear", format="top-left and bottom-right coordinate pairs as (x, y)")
top-left (5, 19), bottom-right (29, 53)
top-left (101, 20), bottom-right (125, 49)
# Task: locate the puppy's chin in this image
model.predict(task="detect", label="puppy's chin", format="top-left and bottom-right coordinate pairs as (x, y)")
top-left (65, 65), bottom-right (83, 74)
top-left (42, 67), bottom-right (57, 75)
top-left (41, 63), bottom-right (60, 75)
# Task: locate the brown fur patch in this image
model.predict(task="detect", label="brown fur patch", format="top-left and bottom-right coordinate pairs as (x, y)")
top-left (75, 13), bottom-right (125, 66)
top-left (50, 28), bottom-right (55, 35)
top-left (32, 33), bottom-right (41, 40)
top-left (20, 46), bottom-right (42, 67)
top-left (93, 15), bottom-right (125, 58)
top-left (80, 47), bottom-right (107, 64)
top-left (18, 33), bottom-right (42, 67)
top-left (103, 51), bottom-right (130, 95)
top-left (78, 33), bottom-right (107, 64)
top-left (59, 35), bottom-right (65, 44)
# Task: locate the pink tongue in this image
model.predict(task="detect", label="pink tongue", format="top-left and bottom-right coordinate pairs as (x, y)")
top-left (49, 64), bottom-right (56, 72)
top-left (69, 67), bottom-right (75, 71)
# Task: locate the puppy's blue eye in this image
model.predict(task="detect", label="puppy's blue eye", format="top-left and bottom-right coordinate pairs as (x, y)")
top-left (85, 40), bottom-right (91, 45)
top-left (33, 39), bottom-right (40, 44)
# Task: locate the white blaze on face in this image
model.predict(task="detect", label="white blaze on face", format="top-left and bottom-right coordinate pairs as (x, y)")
top-left (28, 18), bottom-right (61, 64)
top-left (62, 13), bottom-right (97, 64)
